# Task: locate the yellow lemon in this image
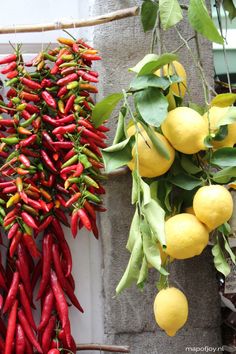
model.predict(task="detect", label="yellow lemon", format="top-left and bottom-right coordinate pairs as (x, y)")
top-left (161, 107), bottom-right (208, 154)
top-left (127, 127), bottom-right (175, 178)
top-left (203, 106), bottom-right (236, 148)
top-left (193, 185), bottom-right (233, 231)
top-left (153, 287), bottom-right (188, 336)
top-left (155, 61), bottom-right (187, 97)
top-left (165, 213), bottom-right (209, 259)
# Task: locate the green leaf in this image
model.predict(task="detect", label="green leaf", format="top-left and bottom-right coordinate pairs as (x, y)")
top-left (211, 93), bottom-right (236, 108)
top-left (188, 0), bottom-right (224, 45)
top-left (140, 178), bottom-right (151, 206)
top-left (218, 222), bottom-right (231, 237)
top-left (141, 0), bottom-right (158, 32)
top-left (142, 199), bottom-right (166, 246)
top-left (141, 221), bottom-right (161, 271)
top-left (130, 53), bottom-right (178, 75)
top-left (212, 125), bottom-right (228, 142)
top-left (169, 173), bottom-right (202, 190)
top-left (142, 124), bottom-right (170, 159)
top-left (223, 234), bottom-right (236, 264)
top-left (92, 93), bottom-right (123, 128)
top-left (138, 53), bottom-right (178, 76)
top-left (137, 257), bottom-right (149, 287)
top-left (129, 74), bottom-right (179, 92)
top-left (102, 136), bottom-right (135, 173)
top-left (116, 236), bottom-right (143, 294)
top-left (131, 171), bottom-right (139, 205)
top-left (113, 106), bottom-right (127, 145)
top-left (216, 107), bottom-right (236, 127)
top-left (211, 147), bottom-right (236, 167)
top-left (188, 102), bottom-right (205, 115)
top-left (159, 0), bottom-right (183, 30)
top-left (181, 156), bottom-right (202, 175)
top-left (126, 208), bottom-right (140, 252)
top-left (135, 87), bottom-right (168, 127)
top-left (223, 0), bottom-right (236, 21)
top-left (213, 167), bottom-right (236, 183)
top-left (212, 239), bottom-right (231, 277)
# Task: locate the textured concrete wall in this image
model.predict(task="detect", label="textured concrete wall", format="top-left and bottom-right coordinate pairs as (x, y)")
top-left (93, 1), bottom-right (222, 353)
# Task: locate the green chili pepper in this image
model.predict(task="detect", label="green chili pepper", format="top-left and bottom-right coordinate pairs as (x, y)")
top-left (43, 52), bottom-right (57, 62)
top-left (79, 154), bottom-right (92, 169)
top-left (20, 113), bottom-right (37, 128)
top-left (16, 103), bottom-right (27, 111)
top-left (61, 155), bottom-right (78, 169)
top-left (1, 137), bottom-right (19, 145)
top-left (6, 77), bottom-right (19, 86)
top-left (0, 198), bottom-right (5, 205)
top-left (46, 86), bottom-right (58, 92)
top-left (84, 191), bottom-right (101, 203)
top-left (59, 62), bottom-right (78, 68)
top-left (83, 175), bottom-right (99, 188)
top-left (74, 96), bottom-right (84, 104)
top-left (22, 222), bottom-right (33, 235)
top-left (11, 97), bottom-right (21, 105)
top-left (6, 150), bottom-right (19, 162)
top-left (67, 81), bottom-right (79, 90)
top-left (0, 206), bottom-right (6, 217)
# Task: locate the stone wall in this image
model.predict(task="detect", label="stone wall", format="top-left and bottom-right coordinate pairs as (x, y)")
top-left (93, 1), bottom-right (222, 353)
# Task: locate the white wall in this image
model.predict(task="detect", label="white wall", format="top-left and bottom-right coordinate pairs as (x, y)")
top-left (0, 0), bottom-right (104, 352)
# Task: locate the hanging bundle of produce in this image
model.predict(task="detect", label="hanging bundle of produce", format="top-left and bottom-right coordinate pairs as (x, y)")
top-left (91, 0), bottom-right (236, 339)
top-left (0, 35), bottom-right (107, 353)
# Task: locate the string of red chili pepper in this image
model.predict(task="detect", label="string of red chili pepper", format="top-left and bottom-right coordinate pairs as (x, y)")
top-left (0, 36), bottom-right (107, 353)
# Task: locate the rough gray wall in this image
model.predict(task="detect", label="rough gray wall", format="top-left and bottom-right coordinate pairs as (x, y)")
top-left (93, 1), bottom-right (222, 353)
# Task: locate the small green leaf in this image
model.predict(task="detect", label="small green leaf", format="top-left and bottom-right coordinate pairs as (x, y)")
top-left (126, 208), bottom-right (140, 252)
top-left (159, 0), bottom-right (183, 30)
top-left (140, 178), bottom-right (151, 206)
top-left (142, 124), bottom-right (170, 159)
top-left (211, 147), bottom-right (236, 167)
top-left (223, 0), bottom-right (236, 21)
top-left (129, 74), bottom-right (179, 91)
top-left (188, 0), bottom-right (224, 44)
top-left (142, 199), bottom-right (166, 246)
top-left (141, 0), bottom-right (158, 32)
top-left (188, 102), bottom-right (205, 115)
top-left (113, 106), bottom-right (127, 145)
top-left (211, 93), bottom-right (236, 108)
top-left (137, 257), bottom-right (149, 287)
top-left (218, 222), bottom-right (231, 237)
top-left (181, 156), bottom-right (202, 175)
top-left (223, 234), bottom-right (236, 264)
top-left (116, 236), bottom-right (143, 294)
top-left (212, 125), bottom-right (228, 142)
top-left (212, 239), bottom-right (231, 277)
top-left (131, 171), bottom-right (139, 205)
top-left (138, 53), bottom-right (178, 76)
top-left (141, 221), bottom-right (161, 270)
top-left (169, 174), bottom-right (202, 190)
top-left (102, 136), bottom-right (135, 173)
top-left (135, 87), bottom-right (168, 127)
top-left (92, 93), bottom-right (123, 128)
top-left (213, 167), bottom-right (236, 183)
top-left (216, 107), bottom-right (236, 127)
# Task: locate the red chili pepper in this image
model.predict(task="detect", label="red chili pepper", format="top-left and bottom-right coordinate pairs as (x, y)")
top-left (54, 208), bottom-right (70, 226)
top-left (16, 244), bottom-right (32, 300)
top-left (81, 53), bottom-right (101, 61)
top-left (25, 337), bottom-right (33, 354)
top-left (6, 70), bottom-right (18, 79)
top-left (77, 126), bottom-right (103, 143)
top-left (7, 222), bottom-right (19, 239)
top-left (22, 233), bottom-right (40, 259)
top-left (71, 210), bottom-right (79, 238)
top-left (19, 134), bottom-right (37, 147)
top-left (1, 61), bottom-right (17, 74)
top-left (84, 200), bottom-right (96, 220)
top-left (41, 91), bottom-right (57, 109)
top-left (64, 94), bottom-right (76, 115)
top-left (42, 131), bottom-right (57, 152)
top-left (53, 141), bottom-right (73, 149)
top-left (18, 309), bottom-right (43, 353)
top-left (41, 315), bottom-right (56, 353)
top-left (77, 38), bottom-right (92, 49)
top-left (21, 147), bottom-right (39, 158)
top-left (57, 73), bottom-right (78, 86)
top-left (37, 215), bottom-right (53, 233)
top-left (21, 77), bottom-right (42, 90)
top-left (21, 211), bottom-right (38, 229)
top-left (50, 64), bottom-right (59, 75)
top-left (48, 349), bottom-right (60, 354)
top-left (42, 114), bottom-right (59, 126)
top-left (19, 283), bottom-right (37, 330)
top-left (77, 208), bottom-right (92, 231)
top-left (88, 70), bottom-right (99, 78)
top-left (9, 230), bottom-right (22, 257)
top-left (52, 123), bottom-right (76, 135)
top-left (3, 271), bottom-right (19, 314)
top-left (2, 185), bottom-right (17, 194)
top-left (25, 103), bottom-right (40, 114)
top-left (37, 233), bottom-right (53, 299)
top-left (41, 78), bottom-right (53, 88)
top-left (61, 66), bottom-right (76, 76)
top-left (57, 85), bottom-right (68, 97)
top-left (0, 54), bottom-right (17, 65)
top-left (65, 192), bottom-right (82, 208)
top-left (5, 299), bottom-right (18, 354)
top-left (15, 323), bottom-right (26, 354)
top-left (20, 91), bottom-right (40, 102)
top-left (56, 113), bottom-right (75, 125)
top-left (38, 287), bottom-right (54, 331)
top-left (31, 259), bottom-right (42, 292)
top-left (41, 150), bottom-right (58, 173)
top-left (77, 69), bottom-right (99, 83)
top-left (19, 154), bottom-right (31, 167)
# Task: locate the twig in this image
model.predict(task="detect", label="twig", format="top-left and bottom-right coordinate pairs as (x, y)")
top-left (0, 7), bottom-right (139, 34)
top-left (171, 35), bottom-right (196, 54)
top-left (76, 343), bottom-right (130, 352)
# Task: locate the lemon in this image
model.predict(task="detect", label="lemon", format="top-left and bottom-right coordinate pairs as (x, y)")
top-left (127, 127), bottom-right (175, 178)
top-left (161, 107), bottom-right (208, 154)
top-left (153, 287), bottom-right (188, 336)
top-left (165, 213), bottom-right (209, 259)
top-left (193, 185), bottom-right (233, 231)
top-left (155, 61), bottom-right (187, 100)
top-left (203, 106), bottom-right (236, 148)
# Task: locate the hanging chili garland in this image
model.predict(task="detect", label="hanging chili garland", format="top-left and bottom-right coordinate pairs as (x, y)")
top-left (0, 35), bottom-right (107, 353)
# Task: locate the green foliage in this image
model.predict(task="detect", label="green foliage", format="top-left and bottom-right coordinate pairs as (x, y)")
top-left (188, 0), bottom-right (224, 44)
top-left (223, 0), bottom-right (236, 21)
top-left (211, 147), bottom-right (236, 167)
top-left (159, 0), bottom-right (183, 30)
top-left (212, 237), bottom-right (231, 277)
top-left (130, 53), bottom-right (178, 75)
top-left (210, 93), bottom-right (236, 108)
top-left (141, 0), bottom-right (158, 32)
top-left (92, 93), bottom-right (123, 127)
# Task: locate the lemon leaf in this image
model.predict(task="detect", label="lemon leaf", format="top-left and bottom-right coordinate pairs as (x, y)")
top-left (141, 0), bottom-right (158, 32)
top-left (92, 93), bottom-right (123, 128)
top-left (130, 53), bottom-right (178, 75)
top-left (212, 238), bottom-right (231, 277)
top-left (169, 173), bottom-right (202, 190)
top-left (102, 136), bottom-right (135, 173)
top-left (113, 106), bottom-right (127, 145)
top-left (216, 107), bottom-right (236, 127)
top-left (129, 74), bottom-right (180, 91)
top-left (213, 167), bottom-right (236, 184)
top-left (210, 93), bottom-right (236, 108)
top-left (211, 147), bottom-right (236, 167)
top-left (223, 0), bottom-right (236, 21)
top-left (181, 156), bottom-right (202, 175)
top-left (141, 221), bottom-right (162, 271)
top-left (137, 257), bottom-right (149, 288)
top-left (126, 208), bottom-right (141, 252)
top-left (135, 87), bottom-right (168, 127)
top-left (140, 178), bottom-right (151, 206)
top-left (142, 199), bottom-right (166, 246)
top-left (188, 0), bottom-right (224, 45)
top-left (159, 0), bottom-right (183, 30)
top-left (141, 124), bottom-right (170, 159)
top-left (223, 234), bottom-right (236, 264)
